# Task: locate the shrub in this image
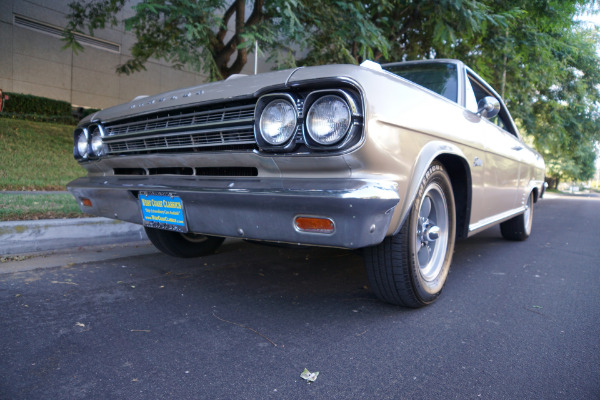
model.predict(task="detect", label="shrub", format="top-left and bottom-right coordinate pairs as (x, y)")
top-left (3, 92), bottom-right (72, 116)
top-left (0, 112), bottom-right (78, 125)
top-left (0, 92), bottom-right (100, 125)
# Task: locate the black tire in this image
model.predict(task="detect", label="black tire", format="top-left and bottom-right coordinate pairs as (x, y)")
top-left (363, 162), bottom-right (456, 307)
top-left (500, 191), bottom-right (533, 241)
top-left (144, 227), bottom-right (225, 258)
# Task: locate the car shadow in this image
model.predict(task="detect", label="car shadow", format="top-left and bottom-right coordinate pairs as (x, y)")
top-left (134, 227), bottom-right (508, 316)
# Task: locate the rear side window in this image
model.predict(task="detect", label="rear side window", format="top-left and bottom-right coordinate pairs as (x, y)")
top-left (384, 63), bottom-right (458, 103)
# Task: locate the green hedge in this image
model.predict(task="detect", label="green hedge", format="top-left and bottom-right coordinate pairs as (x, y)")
top-left (0, 92), bottom-right (100, 125)
top-left (0, 112), bottom-right (79, 125)
top-left (3, 92), bottom-right (72, 116)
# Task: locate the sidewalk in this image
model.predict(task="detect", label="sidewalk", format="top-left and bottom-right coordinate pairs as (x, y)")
top-left (0, 217), bottom-right (148, 256)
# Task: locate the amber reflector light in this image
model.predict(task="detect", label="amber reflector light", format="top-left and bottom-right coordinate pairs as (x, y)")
top-left (81, 198), bottom-right (93, 207)
top-left (294, 216), bottom-right (335, 233)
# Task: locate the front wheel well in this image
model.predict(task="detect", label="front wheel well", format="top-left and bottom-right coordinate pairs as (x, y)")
top-left (435, 154), bottom-right (471, 239)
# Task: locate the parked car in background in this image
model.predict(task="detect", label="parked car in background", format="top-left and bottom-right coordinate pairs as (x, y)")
top-left (68, 59), bottom-right (545, 307)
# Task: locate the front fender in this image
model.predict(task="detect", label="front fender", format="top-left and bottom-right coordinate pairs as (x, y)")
top-left (392, 140), bottom-right (469, 235)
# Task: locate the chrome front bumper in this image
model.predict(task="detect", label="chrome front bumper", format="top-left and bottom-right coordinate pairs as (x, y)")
top-left (67, 176), bottom-right (400, 249)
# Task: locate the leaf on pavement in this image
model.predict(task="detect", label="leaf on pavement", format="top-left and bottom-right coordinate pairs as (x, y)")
top-left (300, 368), bottom-right (319, 382)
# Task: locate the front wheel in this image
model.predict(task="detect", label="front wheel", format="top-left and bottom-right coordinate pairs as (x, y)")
top-left (145, 227), bottom-right (225, 258)
top-left (363, 162), bottom-right (456, 307)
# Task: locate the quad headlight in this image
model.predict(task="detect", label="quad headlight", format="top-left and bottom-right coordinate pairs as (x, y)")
top-left (90, 127), bottom-right (106, 157)
top-left (74, 125), bottom-right (107, 160)
top-left (259, 99), bottom-right (297, 145)
top-left (255, 89), bottom-right (361, 152)
top-left (76, 129), bottom-right (89, 159)
top-left (305, 95), bottom-right (351, 145)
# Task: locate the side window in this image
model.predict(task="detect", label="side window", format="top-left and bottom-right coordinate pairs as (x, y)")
top-left (464, 76), bottom-right (478, 113)
top-left (467, 75), bottom-right (515, 136)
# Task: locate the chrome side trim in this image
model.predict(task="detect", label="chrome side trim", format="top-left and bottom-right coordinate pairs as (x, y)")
top-left (468, 206), bottom-right (527, 236)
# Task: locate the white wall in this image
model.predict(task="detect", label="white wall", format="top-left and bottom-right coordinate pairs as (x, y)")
top-left (0, 0), bottom-right (211, 109)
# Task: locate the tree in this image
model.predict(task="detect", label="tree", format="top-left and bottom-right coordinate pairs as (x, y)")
top-left (295, 0), bottom-right (600, 183)
top-left (473, 0), bottom-right (600, 184)
top-left (278, 0), bottom-right (518, 66)
top-left (64, 0), bottom-right (600, 182)
top-left (64, 0), bottom-right (305, 80)
top-left (63, 0), bottom-right (514, 78)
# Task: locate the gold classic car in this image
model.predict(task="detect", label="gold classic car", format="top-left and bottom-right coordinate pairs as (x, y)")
top-left (68, 59), bottom-right (545, 307)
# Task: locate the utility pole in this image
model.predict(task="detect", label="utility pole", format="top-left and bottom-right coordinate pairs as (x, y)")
top-left (501, 28), bottom-right (508, 99)
top-left (254, 41), bottom-right (258, 75)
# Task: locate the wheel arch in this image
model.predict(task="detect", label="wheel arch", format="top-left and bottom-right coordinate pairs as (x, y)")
top-left (523, 178), bottom-right (541, 205)
top-left (531, 186), bottom-right (540, 203)
top-left (435, 154), bottom-right (472, 239)
top-left (392, 141), bottom-right (472, 240)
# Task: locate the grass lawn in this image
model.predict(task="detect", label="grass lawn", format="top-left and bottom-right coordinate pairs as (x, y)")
top-left (0, 118), bottom-right (87, 220)
top-left (0, 192), bottom-right (86, 221)
top-left (0, 118), bottom-right (85, 190)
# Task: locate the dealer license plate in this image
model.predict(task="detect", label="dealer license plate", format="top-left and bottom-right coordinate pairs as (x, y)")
top-left (139, 192), bottom-right (188, 233)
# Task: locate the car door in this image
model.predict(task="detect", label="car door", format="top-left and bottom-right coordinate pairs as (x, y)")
top-left (465, 73), bottom-right (523, 223)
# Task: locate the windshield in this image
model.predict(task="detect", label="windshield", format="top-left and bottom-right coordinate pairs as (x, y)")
top-left (383, 62), bottom-right (458, 103)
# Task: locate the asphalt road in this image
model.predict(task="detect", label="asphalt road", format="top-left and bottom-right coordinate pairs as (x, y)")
top-left (1, 193), bottom-right (598, 399)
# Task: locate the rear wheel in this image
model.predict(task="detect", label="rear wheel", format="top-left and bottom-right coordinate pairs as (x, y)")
top-left (145, 227), bottom-right (224, 258)
top-left (363, 162), bottom-right (456, 307)
top-left (500, 192), bottom-right (534, 241)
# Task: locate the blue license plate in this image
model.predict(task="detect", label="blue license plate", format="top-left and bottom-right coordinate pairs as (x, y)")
top-left (139, 192), bottom-right (187, 233)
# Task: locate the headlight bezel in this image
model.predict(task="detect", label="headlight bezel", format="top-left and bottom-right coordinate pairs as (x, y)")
top-left (255, 88), bottom-right (363, 154)
top-left (302, 89), bottom-right (361, 151)
top-left (254, 93), bottom-right (300, 152)
top-left (74, 124), bottom-right (107, 161)
top-left (74, 128), bottom-right (89, 160)
top-left (90, 125), bottom-right (107, 157)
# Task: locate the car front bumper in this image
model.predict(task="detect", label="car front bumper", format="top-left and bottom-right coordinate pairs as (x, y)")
top-left (67, 176), bottom-right (400, 249)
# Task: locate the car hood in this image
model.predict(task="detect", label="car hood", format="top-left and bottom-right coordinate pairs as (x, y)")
top-left (81, 63), bottom-right (391, 125)
top-left (86, 68), bottom-right (300, 124)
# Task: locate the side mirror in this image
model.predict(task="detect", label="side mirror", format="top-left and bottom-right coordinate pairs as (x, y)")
top-left (477, 96), bottom-right (500, 119)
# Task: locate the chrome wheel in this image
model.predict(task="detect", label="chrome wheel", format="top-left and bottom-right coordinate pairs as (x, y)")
top-left (363, 162), bottom-right (456, 307)
top-left (523, 193), bottom-right (533, 235)
top-left (415, 184), bottom-right (449, 282)
top-left (180, 233), bottom-right (213, 244)
top-left (144, 227), bottom-right (225, 258)
top-left (500, 191), bottom-right (534, 241)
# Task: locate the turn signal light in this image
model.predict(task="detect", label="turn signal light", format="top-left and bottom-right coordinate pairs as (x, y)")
top-left (81, 198), bottom-right (93, 207)
top-left (294, 216), bottom-right (335, 234)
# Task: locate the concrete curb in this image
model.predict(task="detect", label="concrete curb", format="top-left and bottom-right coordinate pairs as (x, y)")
top-left (0, 217), bottom-right (148, 256)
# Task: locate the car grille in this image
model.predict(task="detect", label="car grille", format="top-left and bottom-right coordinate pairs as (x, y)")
top-left (102, 102), bottom-right (258, 155)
